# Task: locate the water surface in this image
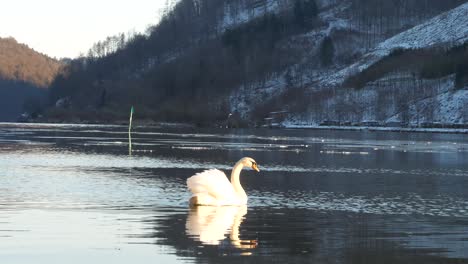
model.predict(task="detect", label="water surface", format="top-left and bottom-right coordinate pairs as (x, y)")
top-left (1, 123), bottom-right (468, 263)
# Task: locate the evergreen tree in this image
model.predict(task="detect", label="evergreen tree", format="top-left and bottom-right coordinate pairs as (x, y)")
top-left (304, 0), bottom-right (318, 19)
top-left (294, 0), bottom-right (318, 27)
top-left (455, 62), bottom-right (468, 89)
top-left (293, 0), bottom-right (305, 27)
top-left (320, 36), bottom-right (335, 66)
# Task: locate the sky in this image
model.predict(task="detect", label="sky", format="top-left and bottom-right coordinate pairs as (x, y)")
top-left (0, 0), bottom-right (167, 59)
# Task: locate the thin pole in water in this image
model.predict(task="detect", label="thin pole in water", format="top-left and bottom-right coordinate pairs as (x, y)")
top-left (129, 106), bottom-right (134, 155)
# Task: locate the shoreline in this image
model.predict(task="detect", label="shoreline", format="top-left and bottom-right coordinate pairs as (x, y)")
top-left (0, 121), bottom-right (195, 129)
top-left (2, 121), bottom-right (468, 134)
top-left (283, 124), bottom-right (468, 134)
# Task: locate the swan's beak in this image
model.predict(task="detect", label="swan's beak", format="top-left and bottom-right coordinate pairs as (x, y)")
top-left (252, 163), bottom-right (260, 172)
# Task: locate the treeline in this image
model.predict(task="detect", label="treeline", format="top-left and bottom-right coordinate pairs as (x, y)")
top-left (0, 37), bottom-right (62, 88)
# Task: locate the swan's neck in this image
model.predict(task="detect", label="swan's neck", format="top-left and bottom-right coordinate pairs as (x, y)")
top-left (230, 161), bottom-right (246, 199)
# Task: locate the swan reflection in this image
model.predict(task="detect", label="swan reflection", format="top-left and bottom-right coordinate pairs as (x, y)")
top-left (186, 205), bottom-right (257, 249)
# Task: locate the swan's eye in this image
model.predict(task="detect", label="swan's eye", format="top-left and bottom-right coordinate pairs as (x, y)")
top-left (251, 161), bottom-right (260, 172)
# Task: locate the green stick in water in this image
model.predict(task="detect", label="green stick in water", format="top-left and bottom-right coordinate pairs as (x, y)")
top-left (129, 106), bottom-right (134, 155)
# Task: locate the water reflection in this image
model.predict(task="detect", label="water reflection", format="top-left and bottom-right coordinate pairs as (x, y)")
top-left (186, 206), bottom-right (257, 250)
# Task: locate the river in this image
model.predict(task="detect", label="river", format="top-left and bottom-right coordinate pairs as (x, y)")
top-left (1, 123), bottom-right (467, 263)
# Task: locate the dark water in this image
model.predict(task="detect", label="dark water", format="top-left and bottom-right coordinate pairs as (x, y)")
top-left (1, 123), bottom-right (468, 263)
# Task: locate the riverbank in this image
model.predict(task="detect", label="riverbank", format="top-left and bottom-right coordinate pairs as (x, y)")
top-left (283, 124), bottom-right (468, 134)
top-left (0, 121), bottom-right (195, 130)
top-left (4, 120), bottom-right (468, 135)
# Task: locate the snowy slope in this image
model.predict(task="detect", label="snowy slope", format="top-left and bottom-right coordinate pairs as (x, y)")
top-left (220, 0), bottom-right (284, 31)
top-left (283, 73), bottom-right (468, 127)
top-left (227, 0), bottom-right (468, 127)
top-left (376, 2), bottom-right (468, 52)
top-left (320, 2), bottom-right (468, 87)
top-left (220, 0), bottom-right (349, 32)
top-left (432, 90), bottom-right (468, 124)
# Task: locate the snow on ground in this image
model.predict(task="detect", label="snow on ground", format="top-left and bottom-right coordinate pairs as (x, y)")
top-left (433, 90), bottom-right (468, 124)
top-left (284, 74), bottom-right (468, 127)
top-left (220, 0), bottom-right (284, 31)
top-left (229, 75), bottom-right (287, 117)
top-left (283, 83), bottom-right (468, 132)
top-left (384, 75), bottom-right (457, 122)
top-left (228, 1), bottom-right (355, 116)
top-left (318, 1), bottom-right (352, 35)
top-left (376, 2), bottom-right (468, 53)
top-left (226, 1), bottom-right (468, 124)
top-left (319, 2), bottom-right (468, 87)
top-left (386, 77), bottom-right (467, 125)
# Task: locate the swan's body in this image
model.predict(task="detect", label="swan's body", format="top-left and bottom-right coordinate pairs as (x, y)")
top-left (187, 157), bottom-right (259, 206)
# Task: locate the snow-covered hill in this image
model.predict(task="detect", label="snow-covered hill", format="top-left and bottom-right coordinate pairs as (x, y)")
top-left (321, 2), bottom-right (468, 87)
top-left (228, 1), bottom-right (468, 127)
top-left (377, 2), bottom-right (468, 51)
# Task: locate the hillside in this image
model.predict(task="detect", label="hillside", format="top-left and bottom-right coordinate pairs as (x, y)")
top-left (0, 37), bottom-right (63, 121)
top-left (0, 37), bottom-right (62, 88)
top-left (280, 1), bottom-right (468, 127)
top-left (46, 0), bottom-right (468, 127)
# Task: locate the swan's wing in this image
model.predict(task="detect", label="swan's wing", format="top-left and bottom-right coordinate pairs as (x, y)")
top-left (187, 169), bottom-right (237, 201)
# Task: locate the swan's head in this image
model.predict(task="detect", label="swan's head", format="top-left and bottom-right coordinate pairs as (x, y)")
top-left (240, 157), bottom-right (260, 172)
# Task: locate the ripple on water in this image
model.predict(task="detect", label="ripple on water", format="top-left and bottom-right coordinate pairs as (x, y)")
top-left (249, 190), bottom-right (468, 217)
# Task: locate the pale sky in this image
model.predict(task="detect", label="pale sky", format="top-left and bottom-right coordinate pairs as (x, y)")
top-left (0, 0), bottom-right (167, 59)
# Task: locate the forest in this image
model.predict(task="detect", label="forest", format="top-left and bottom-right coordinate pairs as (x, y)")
top-left (42, 0), bottom-right (468, 126)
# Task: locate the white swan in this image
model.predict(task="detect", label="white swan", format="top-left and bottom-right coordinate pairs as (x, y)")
top-left (186, 157), bottom-right (260, 206)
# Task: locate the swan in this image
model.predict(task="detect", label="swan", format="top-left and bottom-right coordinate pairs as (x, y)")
top-left (187, 157), bottom-right (260, 206)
